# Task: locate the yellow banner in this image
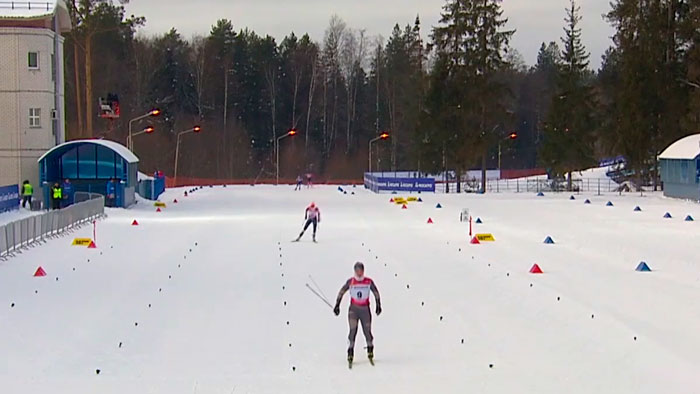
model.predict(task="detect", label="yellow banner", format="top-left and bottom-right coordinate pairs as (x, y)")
top-left (476, 234), bottom-right (495, 242)
top-left (407, 197), bottom-right (418, 202)
top-left (154, 202), bottom-right (167, 208)
top-left (72, 238), bottom-right (93, 246)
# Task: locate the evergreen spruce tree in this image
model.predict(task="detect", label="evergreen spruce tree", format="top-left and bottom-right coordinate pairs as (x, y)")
top-left (539, 0), bottom-right (597, 191)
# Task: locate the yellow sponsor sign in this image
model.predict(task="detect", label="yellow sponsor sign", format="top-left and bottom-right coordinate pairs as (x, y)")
top-left (407, 197), bottom-right (418, 202)
top-left (72, 238), bottom-right (93, 246)
top-left (154, 202), bottom-right (167, 208)
top-left (476, 234), bottom-right (495, 242)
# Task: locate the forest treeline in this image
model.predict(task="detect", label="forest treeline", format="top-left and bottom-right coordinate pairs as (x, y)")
top-left (65, 0), bottom-right (699, 186)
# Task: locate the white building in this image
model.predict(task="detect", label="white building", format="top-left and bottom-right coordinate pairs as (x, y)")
top-left (0, 1), bottom-right (71, 197)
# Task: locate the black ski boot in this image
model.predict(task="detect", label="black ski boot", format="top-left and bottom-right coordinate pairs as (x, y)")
top-left (367, 346), bottom-right (374, 365)
top-left (313, 234), bottom-right (317, 243)
top-left (347, 348), bottom-right (354, 368)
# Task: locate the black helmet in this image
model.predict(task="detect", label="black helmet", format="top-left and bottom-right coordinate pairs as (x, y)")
top-left (354, 262), bottom-right (365, 271)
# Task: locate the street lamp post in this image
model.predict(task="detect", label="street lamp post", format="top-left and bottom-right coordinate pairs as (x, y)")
top-left (369, 132), bottom-right (390, 173)
top-left (498, 132), bottom-right (518, 172)
top-left (128, 109), bottom-right (160, 151)
top-left (174, 126), bottom-right (202, 187)
top-left (276, 129), bottom-right (298, 185)
top-left (130, 126), bottom-right (155, 152)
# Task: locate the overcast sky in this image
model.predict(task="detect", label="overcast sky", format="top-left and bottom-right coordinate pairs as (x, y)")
top-left (124, 0), bottom-right (614, 69)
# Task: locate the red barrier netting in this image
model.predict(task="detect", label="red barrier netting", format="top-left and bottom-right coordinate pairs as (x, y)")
top-left (166, 177), bottom-right (364, 188)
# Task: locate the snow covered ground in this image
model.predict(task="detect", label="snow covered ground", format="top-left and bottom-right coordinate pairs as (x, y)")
top-left (2, 186), bottom-right (700, 393)
top-left (0, 207), bottom-right (39, 226)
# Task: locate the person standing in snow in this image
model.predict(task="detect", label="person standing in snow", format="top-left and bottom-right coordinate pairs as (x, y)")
top-left (295, 202), bottom-right (320, 242)
top-left (295, 175), bottom-right (303, 191)
top-left (333, 262), bottom-right (381, 365)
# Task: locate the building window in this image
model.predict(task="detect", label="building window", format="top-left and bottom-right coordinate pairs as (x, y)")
top-left (29, 108), bottom-right (41, 128)
top-left (28, 52), bottom-right (39, 70)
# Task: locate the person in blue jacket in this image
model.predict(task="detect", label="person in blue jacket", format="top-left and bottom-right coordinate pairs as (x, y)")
top-left (61, 179), bottom-right (74, 208)
top-left (106, 178), bottom-right (117, 207)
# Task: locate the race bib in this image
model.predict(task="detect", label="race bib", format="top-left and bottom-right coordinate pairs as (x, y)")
top-left (350, 284), bottom-right (371, 303)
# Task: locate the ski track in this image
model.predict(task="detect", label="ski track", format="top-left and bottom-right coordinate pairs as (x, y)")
top-left (0, 186), bottom-right (699, 393)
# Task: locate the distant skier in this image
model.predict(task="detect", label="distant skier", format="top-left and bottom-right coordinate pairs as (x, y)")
top-left (295, 202), bottom-right (320, 242)
top-left (333, 262), bottom-right (381, 367)
top-left (305, 173), bottom-right (313, 188)
top-left (295, 175), bottom-right (303, 191)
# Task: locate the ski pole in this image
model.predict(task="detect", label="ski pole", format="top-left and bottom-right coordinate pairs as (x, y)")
top-left (308, 275), bottom-right (330, 302)
top-left (305, 283), bottom-right (333, 309)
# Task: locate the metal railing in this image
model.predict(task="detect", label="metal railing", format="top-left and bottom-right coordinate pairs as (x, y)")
top-left (436, 178), bottom-right (621, 194)
top-left (0, 194), bottom-right (105, 259)
top-left (0, 1), bottom-right (53, 11)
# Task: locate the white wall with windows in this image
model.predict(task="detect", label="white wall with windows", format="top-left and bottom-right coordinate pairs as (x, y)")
top-left (0, 27), bottom-right (65, 193)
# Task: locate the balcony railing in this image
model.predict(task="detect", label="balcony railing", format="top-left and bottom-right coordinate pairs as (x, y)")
top-left (0, 2), bottom-right (53, 11)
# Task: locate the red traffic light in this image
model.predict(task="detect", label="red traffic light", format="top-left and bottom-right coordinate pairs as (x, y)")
top-left (193, 126), bottom-right (202, 133)
top-left (380, 133), bottom-right (390, 140)
top-left (150, 109), bottom-right (161, 116)
top-left (508, 133), bottom-right (518, 139)
top-left (288, 129), bottom-right (297, 136)
top-left (144, 126), bottom-right (155, 134)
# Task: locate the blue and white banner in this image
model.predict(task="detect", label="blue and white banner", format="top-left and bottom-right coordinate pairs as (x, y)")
top-left (0, 184), bottom-right (20, 213)
top-left (364, 173), bottom-right (435, 193)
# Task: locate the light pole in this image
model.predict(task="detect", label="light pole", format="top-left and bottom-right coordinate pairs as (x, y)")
top-left (128, 109), bottom-right (160, 151)
top-left (174, 126), bottom-right (202, 187)
top-left (369, 132), bottom-right (390, 173)
top-left (498, 132), bottom-right (518, 172)
top-left (276, 129), bottom-right (298, 185)
top-left (130, 126), bottom-right (155, 153)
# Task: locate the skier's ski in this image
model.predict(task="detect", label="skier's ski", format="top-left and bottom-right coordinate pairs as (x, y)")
top-left (368, 358), bottom-right (375, 366)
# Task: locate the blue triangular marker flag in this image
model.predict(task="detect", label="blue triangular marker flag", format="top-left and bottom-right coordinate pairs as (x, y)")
top-left (606, 201), bottom-right (614, 207)
top-left (537, 192), bottom-right (545, 197)
top-left (475, 218), bottom-right (483, 224)
top-left (635, 262), bottom-right (652, 272)
top-left (544, 236), bottom-right (555, 244)
top-left (570, 195), bottom-right (576, 200)
top-left (585, 199), bottom-right (591, 204)
top-left (685, 215), bottom-right (694, 222)
top-left (418, 198), bottom-right (423, 202)
top-left (436, 203), bottom-right (442, 209)
top-left (663, 212), bottom-right (672, 219)
top-left (634, 206), bottom-right (642, 212)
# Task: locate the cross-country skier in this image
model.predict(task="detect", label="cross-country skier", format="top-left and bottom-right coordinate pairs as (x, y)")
top-left (333, 262), bottom-right (382, 367)
top-left (295, 175), bottom-right (303, 191)
top-left (295, 202), bottom-right (321, 242)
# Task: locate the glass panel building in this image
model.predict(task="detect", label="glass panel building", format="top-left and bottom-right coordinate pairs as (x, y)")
top-left (38, 139), bottom-right (139, 208)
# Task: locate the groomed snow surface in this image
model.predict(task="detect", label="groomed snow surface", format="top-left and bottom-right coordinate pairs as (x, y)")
top-left (2, 186), bottom-right (700, 393)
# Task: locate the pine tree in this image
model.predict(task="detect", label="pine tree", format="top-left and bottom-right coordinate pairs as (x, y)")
top-left (539, 0), bottom-right (597, 191)
top-left (428, 0), bottom-right (515, 192)
top-left (605, 0), bottom-right (689, 188)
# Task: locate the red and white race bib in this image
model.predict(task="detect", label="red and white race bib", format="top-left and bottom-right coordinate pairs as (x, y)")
top-left (349, 277), bottom-right (372, 306)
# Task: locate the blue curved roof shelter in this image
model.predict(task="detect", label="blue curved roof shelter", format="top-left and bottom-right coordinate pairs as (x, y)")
top-left (38, 139), bottom-right (139, 208)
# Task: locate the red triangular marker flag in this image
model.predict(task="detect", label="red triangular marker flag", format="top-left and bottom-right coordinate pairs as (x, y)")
top-left (529, 264), bottom-right (543, 274)
top-left (88, 241), bottom-right (97, 249)
top-left (402, 204), bottom-right (408, 210)
top-left (470, 237), bottom-right (480, 244)
top-left (389, 198), bottom-right (394, 203)
top-left (173, 199), bottom-right (178, 204)
top-left (156, 207), bottom-right (162, 212)
top-left (427, 218), bottom-right (434, 224)
top-left (34, 267), bottom-right (47, 277)
top-left (132, 220), bottom-right (139, 226)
